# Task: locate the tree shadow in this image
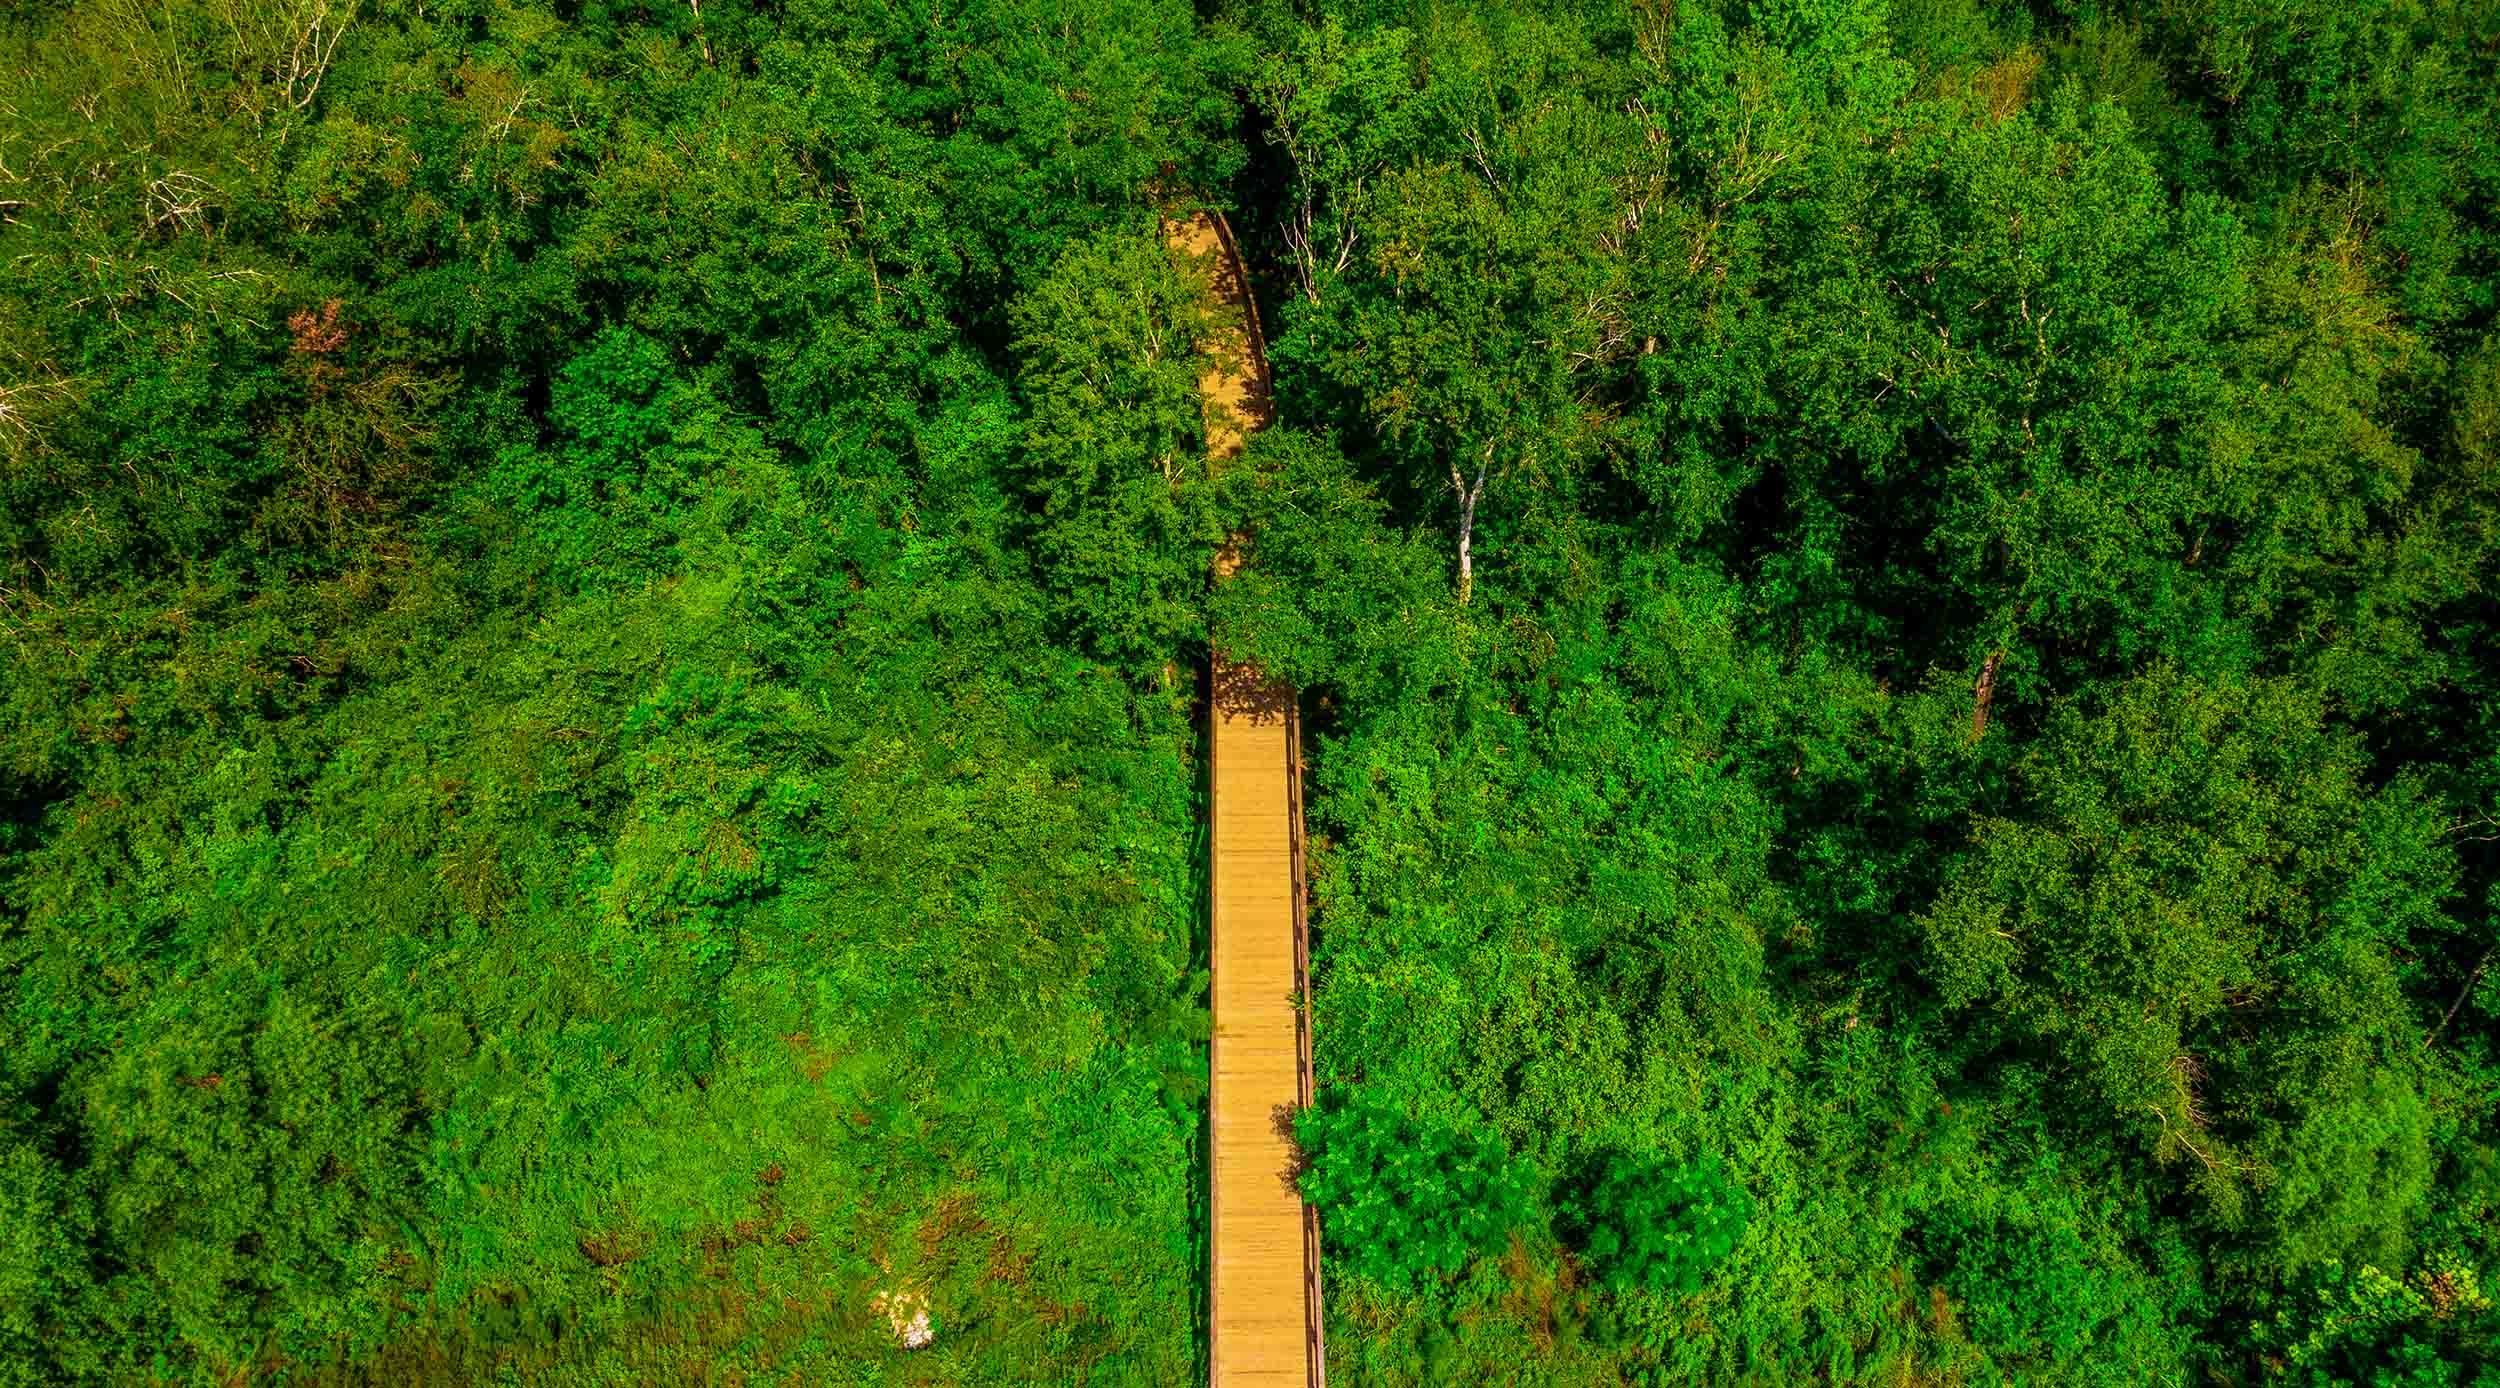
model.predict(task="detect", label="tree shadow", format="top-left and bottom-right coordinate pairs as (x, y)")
top-left (1213, 657), bottom-right (1293, 726)
top-left (1271, 1101), bottom-right (1309, 1198)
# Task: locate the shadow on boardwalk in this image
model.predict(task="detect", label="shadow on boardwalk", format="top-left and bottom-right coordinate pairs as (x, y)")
top-left (1214, 658), bottom-right (1293, 726)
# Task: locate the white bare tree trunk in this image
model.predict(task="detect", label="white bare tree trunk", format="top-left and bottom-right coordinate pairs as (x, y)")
top-left (1449, 449), bottom-right (1489, 606)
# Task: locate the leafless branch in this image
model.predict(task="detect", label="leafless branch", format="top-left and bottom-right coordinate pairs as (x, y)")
top-left (1461, 125), bottom-right (1507, 198)
top-left (2425, 944), bottom-right (2494, 1050)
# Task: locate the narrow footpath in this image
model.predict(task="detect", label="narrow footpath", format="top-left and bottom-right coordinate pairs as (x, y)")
top-left (1167, 208), bottom-right (1324, 1388)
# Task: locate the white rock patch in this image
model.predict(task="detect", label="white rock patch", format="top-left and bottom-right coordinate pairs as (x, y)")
top-left (872, 1288), bottom-right (934, 1350)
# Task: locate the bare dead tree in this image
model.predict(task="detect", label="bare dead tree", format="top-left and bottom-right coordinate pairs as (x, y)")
top-left (143, 171), bottom-right (218, 236)
top-left (280, 0), bottom-right (353, 111)
top-left (1461, 124), bottom-right (1506, 199)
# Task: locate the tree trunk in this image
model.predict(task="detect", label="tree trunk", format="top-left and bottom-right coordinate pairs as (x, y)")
top-left (1970, 648), bottom-right (2003, 741)
top-left (1450, 453), bottom-right (1488, 606)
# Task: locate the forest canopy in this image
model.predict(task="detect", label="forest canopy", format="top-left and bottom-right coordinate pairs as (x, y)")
top-left (2, 0), bottom-right (2496, 1384)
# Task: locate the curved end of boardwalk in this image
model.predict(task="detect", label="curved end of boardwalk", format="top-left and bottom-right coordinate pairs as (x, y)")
top-left (1170, 207), bottom-right (1324, 1388)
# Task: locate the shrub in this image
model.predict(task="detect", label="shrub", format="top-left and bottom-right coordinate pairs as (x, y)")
top-left (1295, 1095), bottom-right (1533, 1290)
top-left (1557, 1153), bottom-right (1749, 1295)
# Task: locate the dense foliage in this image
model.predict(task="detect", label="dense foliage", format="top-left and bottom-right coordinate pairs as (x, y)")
top-left (1212, 0), bottom-right (2500, 1382)
top-left (1, 0), bottom-right (1240, 1381)
top-left (2, 0), bottom-right (2496, 1383)
top-left (1557, 1154), bottom-right (1749, 1296)
top-left (1295, 1095), bottom-right (1535, 1289)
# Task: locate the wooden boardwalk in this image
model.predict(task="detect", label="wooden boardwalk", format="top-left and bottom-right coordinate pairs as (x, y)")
top-left (1168, 209), bottom-right (1324, 1388)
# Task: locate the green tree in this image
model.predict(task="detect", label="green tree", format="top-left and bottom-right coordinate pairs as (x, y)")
top-left (1918, 666), bottom-right (2451, 1259)
top-left (1009, 226), bottom-right (1223, 670)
